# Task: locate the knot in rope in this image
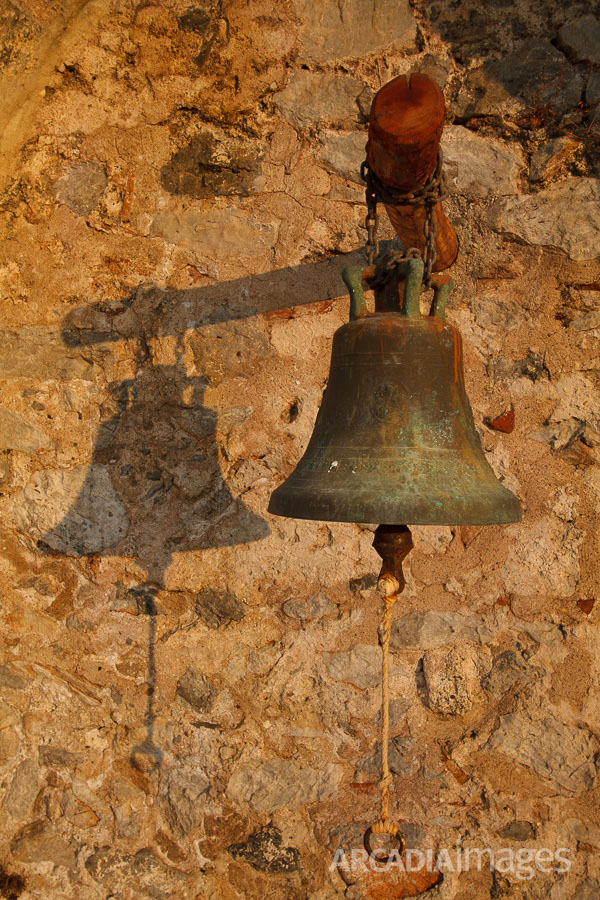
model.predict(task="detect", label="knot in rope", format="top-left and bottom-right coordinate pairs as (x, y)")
top-left (371, 817), bottom-right (400, 837)
top-left (378, 574), bottom-right (400, 597)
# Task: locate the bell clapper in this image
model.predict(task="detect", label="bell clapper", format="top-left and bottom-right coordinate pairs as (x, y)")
top-left (363, 525), bottom-right (414, 861)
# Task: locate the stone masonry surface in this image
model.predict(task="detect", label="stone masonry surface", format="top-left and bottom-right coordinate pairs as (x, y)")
top-left (0, 1), bottom-right (599, 898)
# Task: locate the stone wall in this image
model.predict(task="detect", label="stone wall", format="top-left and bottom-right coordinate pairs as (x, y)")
top-left (0, 1), bottom-right (599, 898)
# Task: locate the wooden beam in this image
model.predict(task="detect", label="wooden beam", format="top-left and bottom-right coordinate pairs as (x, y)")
top-left (367, 73), bottom-right (459, 272)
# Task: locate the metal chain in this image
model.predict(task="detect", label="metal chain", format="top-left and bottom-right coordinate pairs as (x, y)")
top-left (422, 188), bottom-right (440, 289)
top-left (369, 247), bottom-right (421, 293)
top-left (360, 147), bottom-right (445, 288)
top-left (361, 157), bottom-right (380, 267)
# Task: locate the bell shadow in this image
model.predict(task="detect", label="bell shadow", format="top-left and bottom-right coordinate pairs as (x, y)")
top-left (47, 242), bottom-right (399, 574)
top-left (128, 587), bottom-right (162, 772)
top-left (40, 340), bottom-right (270, 771)
top-left (41, 361), bottom-right (269, 569)
top-left (38, 246), bottom-right (394, 770)
top-left (45, 243), bottom-right (389, 570)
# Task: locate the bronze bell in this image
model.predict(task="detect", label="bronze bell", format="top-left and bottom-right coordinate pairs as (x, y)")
top-left (268, 259), bottom-right (521, 526)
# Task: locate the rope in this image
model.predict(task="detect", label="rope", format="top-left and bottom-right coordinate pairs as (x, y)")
top-left (372, 575), bottom-right (401, 838)
top-left (364, 527), bottom-right (413, 860)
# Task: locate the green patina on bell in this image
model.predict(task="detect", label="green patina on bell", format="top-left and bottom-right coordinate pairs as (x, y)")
top-left (268, 258), bottom-right (521, 526)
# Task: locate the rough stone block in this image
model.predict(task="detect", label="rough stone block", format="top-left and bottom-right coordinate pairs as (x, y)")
top-left (228, 824), bottom-right (300, 873)
top-left (9, 465), bottom-right (129, 555)
top-left (558, 14), bottom-right (600, 65)
top-left (228, 758), bottom-right (342, 812)
top-left (274, 71), bottom-right (363, 127)
top-left (316, 130), bottom-right (366, 184)
top-left (454, 41), bottom-right (583, 120)
top-left (442, 126), bottom-right (523, 198)
top-left (292, 0), bottom-right (416, 63)
top-left (0, 408), bottom-right (52, 453)
top-left (51, 161), bottom-right (107, 216)
top-left (487, 714), bottom-right (598, 793)
top-left (422, 642), bottom-right (492, 716)
top-left (490, 178), bottom-right (600, 260)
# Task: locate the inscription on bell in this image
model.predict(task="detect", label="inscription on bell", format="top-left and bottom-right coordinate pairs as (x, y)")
top-left (370, 383), bottom-right (403, 421)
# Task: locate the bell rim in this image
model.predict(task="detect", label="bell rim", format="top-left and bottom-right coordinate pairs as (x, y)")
top-left (268, 484), bottom-right (522, 526)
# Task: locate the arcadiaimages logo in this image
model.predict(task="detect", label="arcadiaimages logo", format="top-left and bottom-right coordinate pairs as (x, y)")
top-left (330, 844), bottom-right (572, 881)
